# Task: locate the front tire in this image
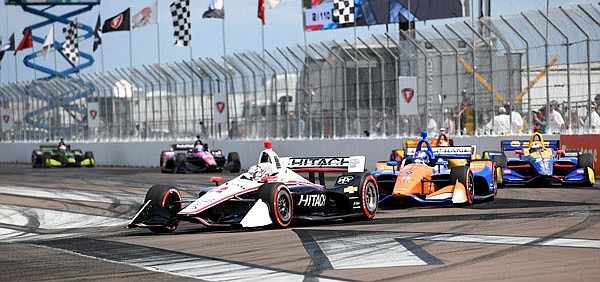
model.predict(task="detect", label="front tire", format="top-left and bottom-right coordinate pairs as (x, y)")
top-left (492, 154), bottom-right (507, 188)
top-left (257, 182), bottom-right (293, 228)
top-left (145, 185), bottom-right (182, 233)
top-left (450, 166), bottom-right (474, 206)
top-left (176, 153), bottom-right (186, 173)
top-left (359, 174), bottom-right (378, 220)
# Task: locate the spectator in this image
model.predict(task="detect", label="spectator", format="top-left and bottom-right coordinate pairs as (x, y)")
top-left (459, 89), bottom-right (474, 135)
top-left (442, 108), bottom-right (455, 135)
top-left (588, 103), bottom-right (600, 133)
top-left (505, 103), bottom-right (523, 133)
top-left (567, 108), bottom-right (584, 134)
top-left (427, 113), bottom-right (438, 136)
top-left (595, 94), bottom-right (600, 109)
top-left (533, 108), bottom-right (547, 134)
top-left (485, 106), bottom-right (510, 135)
top-left (548, 100), bottom-right (566, 134)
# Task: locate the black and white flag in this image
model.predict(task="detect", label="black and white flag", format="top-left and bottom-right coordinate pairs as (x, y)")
top-left (333, 0), bottom-right (355, 25)
top-left (93, 14), bottom-right (102, 52)
top-left (170, 0), bottom-right (191, 47)
top-left (62, 19), bottom-right (79, 65)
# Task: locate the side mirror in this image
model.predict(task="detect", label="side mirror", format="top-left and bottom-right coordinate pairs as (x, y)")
top-left (386, 161), bottom-right (398, 167)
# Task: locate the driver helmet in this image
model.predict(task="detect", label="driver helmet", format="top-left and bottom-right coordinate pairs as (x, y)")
top-left (247, 163), bottom-right (274, 181)
top-left (530, 142), bottom-right (543, 153)
top-left (413, 151), bottom-right (430, 164)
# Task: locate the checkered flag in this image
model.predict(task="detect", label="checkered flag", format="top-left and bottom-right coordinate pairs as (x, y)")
top-left (333, 0), bottom-right (355, 25)
top-left (170, 0), bottom-right (191, 47)
top-left (62, 20), bottom-right (79, 65)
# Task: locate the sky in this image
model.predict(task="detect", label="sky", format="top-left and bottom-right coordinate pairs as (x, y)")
top-left (0, 0), bottom-right (598, 85)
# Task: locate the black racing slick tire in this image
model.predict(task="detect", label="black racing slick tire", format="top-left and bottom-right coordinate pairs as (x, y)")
top-left (176, 153), bottom-right (186, 173)
top-left (145, 185), bottom-right (182, 233)
top-left (358, 173), bottom-right (378, 220)
top-left (84, 151), bottom-right (94, 167)
top-left (578, 153), bottom-right (594, 169)
top-left (450, 166), bottom-right (474, 206)
top-left (32, 151), bottom-right (41, 168)
top-left (257, 182), bottom-right (293, 228)
top-left (492, 154), bottom-right (507, 188)
top-left (226, 152), bottom-right (241, 173)
top-left (42, 151), bottom-right (52, 168)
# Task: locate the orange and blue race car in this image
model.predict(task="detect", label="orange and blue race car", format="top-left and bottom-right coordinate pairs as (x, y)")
top-left (484, 132), bottom-right (595, 187)
top-left (372, 132), bottom-right (497, 206)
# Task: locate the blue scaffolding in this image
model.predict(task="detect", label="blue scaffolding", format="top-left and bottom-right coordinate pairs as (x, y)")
top-left (6, 0), bottom-right (100, 138)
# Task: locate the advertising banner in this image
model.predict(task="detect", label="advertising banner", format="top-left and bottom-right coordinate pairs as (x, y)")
top-left (1, 108), bottom-right (13, 131)
top-left (560, 134), bottom-right (600, 176)
top-left (87, 102), bottom-right (100, 128)
top-left (398, 76), bottom-right (418, 115)
top-left (213, 92), bottom-right (228, 124)
top-left (303, 0), bottom-right (465, 31)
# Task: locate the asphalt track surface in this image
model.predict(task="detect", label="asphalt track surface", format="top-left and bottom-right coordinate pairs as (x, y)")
top-left (1, 164), bottom-right (600, 282)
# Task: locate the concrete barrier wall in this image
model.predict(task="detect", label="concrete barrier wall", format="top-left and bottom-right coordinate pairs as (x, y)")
top-left (0, 135), bottom-right (560, 170)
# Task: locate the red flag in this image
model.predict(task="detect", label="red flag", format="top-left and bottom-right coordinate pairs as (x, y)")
top-left (14, 28), bottom-right (33, 55)
top-left (258, 0), bottom-right (265, 25)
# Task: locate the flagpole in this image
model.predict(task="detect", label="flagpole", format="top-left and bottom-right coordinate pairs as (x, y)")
top-left (129, 30), bottom-right (133, 68)
top-left (156, 0), bottom-right (161, 64)
top-left (14, 54), bottom-right (18, 82)
top-left (53, 23), bottom-right (58, 74)
top-left (221, 12), bottom-right (226, 68)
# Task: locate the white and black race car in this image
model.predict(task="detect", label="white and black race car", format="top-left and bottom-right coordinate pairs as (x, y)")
top-left (128, 141), bottom-right (379, 233)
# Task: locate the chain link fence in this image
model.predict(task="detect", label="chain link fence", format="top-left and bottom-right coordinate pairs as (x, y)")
top-left (1, 4), bottom-right (599, 142)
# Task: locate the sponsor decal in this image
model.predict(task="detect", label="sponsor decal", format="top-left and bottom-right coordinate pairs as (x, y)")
top-left (216, 102), bottom-right (225, 113)
top-left (402, 88), bottom-right (414, 103)
top-left (337, 176), bottom-right (354, 185)
top-left (343, 186), bottom-right (358, 194)
top-left (2, 115), bottom-right (8, 124)
top-left (510, 140), bottom-right (521, 147)
top-left (405, 171), bottom-right (414, 175)
top-left (289, 157), bottom-right (349, 168)
top-left (298, 194), bottom-right (326, 207)
top-left (89, 110), bottom-right (97, 119)
top-left (111, 14), bottom-right (124, 29)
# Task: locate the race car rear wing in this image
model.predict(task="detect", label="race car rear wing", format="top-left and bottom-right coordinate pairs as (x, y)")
top-left (170, 143), bottom-right (197, 151)
top-left (280, 156), bottom-right (366, 173)
top-left (39, 144), bottom-right (70, 151)
top-left (405, 146), bottom-right (475, 160)
top-left (500, 140), bottom-right (560, 151)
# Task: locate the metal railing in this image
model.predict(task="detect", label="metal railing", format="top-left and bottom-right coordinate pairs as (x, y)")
top-left (1, 4), bottom-right (599, 142)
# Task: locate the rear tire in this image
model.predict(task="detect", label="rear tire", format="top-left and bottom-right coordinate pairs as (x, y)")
top-left (492, 154), bottom-right (507, 188)
top-left (176, 153), bottom-right (186, 173)
top-left (257, 182), bottom-right (293, 228)
top-left (578, 153), bottom-right (594, 169)
top-left (450, 166), bottom-right (474, 206)
top-left (358, 173), bottom-right (378, 220)
top-left (84, 151), bottom-right (94, 167)
top-left (226, 152), bottom-right (241, 173)
top-left (42, 152), bottom-right (52, 168)
top-left (145, 185), bottom-right (182, 233)
top-left (32, 151), bottom-right (41, 168)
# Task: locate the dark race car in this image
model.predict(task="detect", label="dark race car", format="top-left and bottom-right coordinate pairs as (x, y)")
top-left (31, 144), bottom-right (95, 168)
top-left (129, 141), bottom-right (378, 233)
top-left (485, 132), bottom-right (595, 187)
top-left (160, 143), bottom-right (241, 173)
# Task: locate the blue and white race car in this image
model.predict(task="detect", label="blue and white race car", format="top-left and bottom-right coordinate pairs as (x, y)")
top-left (485, 132), bottom-right (596, 187)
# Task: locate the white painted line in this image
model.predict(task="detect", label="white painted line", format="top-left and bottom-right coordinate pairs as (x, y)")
top-left (417, 234), bottom-right (538, 245)
top-left (0, 205), bottom-right (128, 230)
top-left (123, 254), bottom-right (326, 282)
top-left (316, 235), bottom-right (428, 269)
top-left (539, 238), bottom-right (600, 249)
top-left (0, 185), bottom-right (142, 205)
